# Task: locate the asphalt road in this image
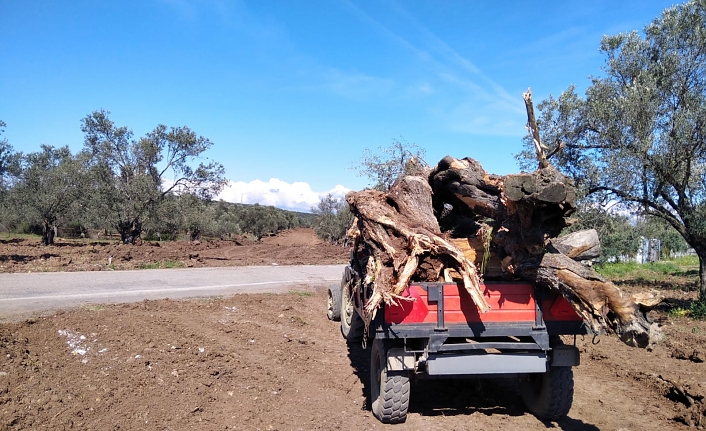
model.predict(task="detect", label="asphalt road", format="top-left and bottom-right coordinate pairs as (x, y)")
top-left (0, 265), bottom-right (345, 322)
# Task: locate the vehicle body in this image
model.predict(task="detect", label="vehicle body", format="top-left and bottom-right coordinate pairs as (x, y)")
top-left (328, 264), bottom-right (586, 424)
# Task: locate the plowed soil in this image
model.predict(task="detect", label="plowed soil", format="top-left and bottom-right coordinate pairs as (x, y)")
top-left (1, 228), bottom-right (705, 430)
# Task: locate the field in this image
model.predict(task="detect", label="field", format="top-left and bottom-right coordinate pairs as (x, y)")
top-left (0, 229), bottom-right (704, 430)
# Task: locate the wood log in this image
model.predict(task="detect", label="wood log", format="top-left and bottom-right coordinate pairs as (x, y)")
top-left (549, 229), bottom-right (601, 261)
top-left (427, 153), bottom-right (658, 347)
top-left (448, 236), bottom-right (507, 280)
top-left (515, 252), bottom-right (657, 348)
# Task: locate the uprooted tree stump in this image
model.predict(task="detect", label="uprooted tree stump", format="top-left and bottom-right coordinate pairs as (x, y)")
top-left (344, 88), bottom-right (661, 348)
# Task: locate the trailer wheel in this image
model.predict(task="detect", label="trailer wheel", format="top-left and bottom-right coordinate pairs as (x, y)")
top-left (370, 338), bottom-right (410, 424)
top-left (520, 366), bottom-right (574, 421)
top-left (340, 269), bottom-right (365, 341)
top-left (327, 285), bottom-right (341, 321)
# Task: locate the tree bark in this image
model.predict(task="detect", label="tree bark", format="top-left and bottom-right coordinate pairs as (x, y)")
top-left (344, 92), bottom-right (661, 347)
top-left (41, 218), bottom-right (56, 246)
top-left (515, 252), bottom-right (655, 348)
top-left (698, 249), bottom-right (706, 303)
top-left (346, 176), bottom-right (490, 319)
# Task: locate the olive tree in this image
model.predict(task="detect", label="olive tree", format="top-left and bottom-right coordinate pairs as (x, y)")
top-left (11, 145), bottom-right (84, 245)
top-left (523, 0), bottom-right (706, 301)
top-left (354, 138), bottom-right (428, 190)
top-left (81, 110), bottom-right (227, 244)
top-left (0, 121), bottom-right (20, 199)
top-left (311, 194), bottom-right (353, 244)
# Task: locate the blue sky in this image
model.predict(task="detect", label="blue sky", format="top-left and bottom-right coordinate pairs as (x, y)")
top-left (1, 0), bottom-right (677, 211)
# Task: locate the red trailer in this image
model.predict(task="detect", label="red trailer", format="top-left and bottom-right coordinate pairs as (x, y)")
top-left (328, 264), bottom-right (586, 424)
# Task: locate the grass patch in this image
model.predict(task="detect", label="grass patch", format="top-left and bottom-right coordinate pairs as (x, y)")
top-left (289, 290), bottom-right (314, 297)
top-left (0, 233), bottom-right (41, 241)
top-left (81, 304), bottom-right (108, 312)
top-left (139, 261), bottom-right (186, 269)
top-left (669, 306), bottom-right (691, 318)
top-left (596, 260), bottom-right (696, 280)
top-left (670, 255), bottom-right (699, 267)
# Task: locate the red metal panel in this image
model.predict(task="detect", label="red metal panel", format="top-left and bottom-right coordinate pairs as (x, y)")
top-left (384, 282), bottom-right (582, 325)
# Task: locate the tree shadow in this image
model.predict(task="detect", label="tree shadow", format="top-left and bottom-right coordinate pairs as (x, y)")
top-left (345, 340), bottom-right (372, 409)
top-left (0, 238), bottom-right (27, 245)
top-left (51, 241), bottom-right (112, 248)
top-left (0, 253), bottom-right (60, 263)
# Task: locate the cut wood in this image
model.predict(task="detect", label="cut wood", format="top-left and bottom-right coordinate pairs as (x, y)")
top-left (550, 229), bottom-right (601, 261)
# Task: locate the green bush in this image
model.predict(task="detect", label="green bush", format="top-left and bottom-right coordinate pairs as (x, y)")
top-left (690, 299), bottom-right (706, 320)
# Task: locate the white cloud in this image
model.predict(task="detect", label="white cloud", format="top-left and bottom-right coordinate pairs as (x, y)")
top-left (217, 178), bottom-right (351, 213)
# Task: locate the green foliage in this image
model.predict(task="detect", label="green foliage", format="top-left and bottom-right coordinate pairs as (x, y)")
top-left (635, 216), bottom-right (689, 258)
top-left (208, 201), bottom-right (304, 240)
top-left (0, 120), bottom-right (16, 190)
top-left (0, 232), bottom-right (40, 241)
top-left (0, 113), bottom-right (310, 245)
top-left (80, 110), bottom-right (226, 244)
top-left (690, 298), bottom-right (706, 319)
top-left (10, 145), bottom-right (85, 245)
top-left (669, 306), bottom-right (691, 318)
top-left (671, 255), bottom-right (700, 267)
top-left (522, 1), bottom-right (706, 299)
top-left (0, 121), bottom-right (22, 224)
top-left (311, 194), bottom-right (353, 244)
top-left (596, 260), bottom-right (692, 280)
top-left (354, 138), bottom-right (428, 190)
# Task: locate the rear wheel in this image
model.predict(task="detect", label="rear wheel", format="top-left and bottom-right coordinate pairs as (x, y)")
top-left (340, 268), bottom-right (365, 341)
top-left (519, 366), bottom-right (574, 420)
top-left (370, 338), bottom-right (410, 424)
top-left (327, 285), bottom-right (341, 321)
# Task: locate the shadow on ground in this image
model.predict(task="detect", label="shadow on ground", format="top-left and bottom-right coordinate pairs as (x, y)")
top-left (345, 340), bottom-right (599, 430)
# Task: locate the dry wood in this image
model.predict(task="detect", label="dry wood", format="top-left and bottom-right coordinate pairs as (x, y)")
top-left (523, 88), bottom-right (550, 169)
top-left (346, 176), bottom-right (491, 322)
top-left (515, 252), bottom-right (657, 347)
top-left (549, 229), bottom-right (601, 261)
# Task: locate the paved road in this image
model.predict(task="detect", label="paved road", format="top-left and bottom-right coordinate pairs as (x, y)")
top-left (0, 265), bottom-right (345, 322)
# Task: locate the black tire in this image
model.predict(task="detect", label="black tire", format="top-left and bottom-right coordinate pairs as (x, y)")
top-left (340, 269), bottom-right (365, 341)
top-left (370, 338), bottom-right (410, 424)
top-left (327, 285), bottom-right (341, 321)
top-left (520, 366), bottom-right (574, 421)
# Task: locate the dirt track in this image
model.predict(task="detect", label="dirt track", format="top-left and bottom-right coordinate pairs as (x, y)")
top-left (0, 229), bottom-right (705, 430)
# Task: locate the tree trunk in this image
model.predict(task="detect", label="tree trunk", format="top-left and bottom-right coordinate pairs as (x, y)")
top-left (698, 248), bottom-right (706, 303)
top-left (515, 252), bottom-right (654, 348)
top-left (117, 220), bottom-right (142, 245)
top-left (41, 218), bottom-right (56, 246)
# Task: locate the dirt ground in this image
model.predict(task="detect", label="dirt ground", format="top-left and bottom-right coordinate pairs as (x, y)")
top-left (0, 228), bottom-right (349, 272)
top-left (1, 228), bottom-right (705, 430)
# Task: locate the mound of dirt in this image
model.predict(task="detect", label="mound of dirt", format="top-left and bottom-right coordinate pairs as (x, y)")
top-left (0, 228), bottom-right (349, 273)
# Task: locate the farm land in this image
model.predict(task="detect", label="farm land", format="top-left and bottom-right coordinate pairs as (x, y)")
top-left (0, 228), bottom-right (704, 430)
